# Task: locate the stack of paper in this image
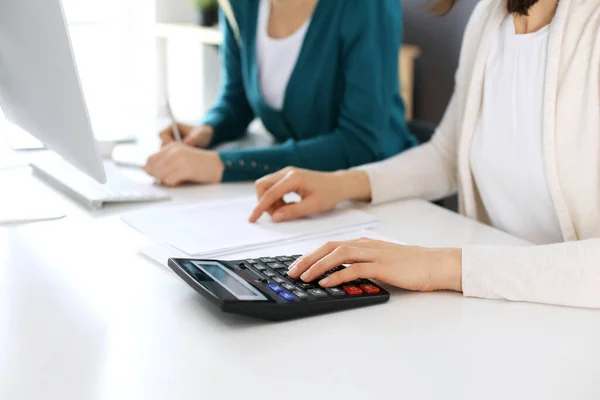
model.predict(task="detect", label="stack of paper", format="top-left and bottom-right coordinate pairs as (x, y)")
top-left (121, 196), bottom-right (379, 258)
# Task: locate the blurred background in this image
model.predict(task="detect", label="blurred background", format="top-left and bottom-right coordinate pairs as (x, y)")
top-left (60, 0), bottom-right (478, 137)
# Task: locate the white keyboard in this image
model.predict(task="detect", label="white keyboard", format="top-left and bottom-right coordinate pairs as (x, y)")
top-left (31, 158), bottom-right (171, 210)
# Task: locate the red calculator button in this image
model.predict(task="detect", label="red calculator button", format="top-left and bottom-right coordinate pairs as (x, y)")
top-left (359, 284), bottom-right (380, 294)
top-left (342, 285), bottom-right (363, 295)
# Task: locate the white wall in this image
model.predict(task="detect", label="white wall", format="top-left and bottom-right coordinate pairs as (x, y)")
top-left (155, 0), bottom-right (221, 123)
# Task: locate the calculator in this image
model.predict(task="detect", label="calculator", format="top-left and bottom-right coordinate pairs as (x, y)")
top-left (167, 255), bottom-right (390, 321)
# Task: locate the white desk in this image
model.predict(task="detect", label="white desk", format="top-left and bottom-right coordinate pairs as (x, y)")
top-left (1, 162), bottom-right (599, 400)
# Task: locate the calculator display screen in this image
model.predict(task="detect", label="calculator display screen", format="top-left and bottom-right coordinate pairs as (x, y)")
top-left (191, 261), bottom-right (267, 301)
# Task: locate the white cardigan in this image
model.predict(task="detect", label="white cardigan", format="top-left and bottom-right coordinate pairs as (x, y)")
top-left (359, 0), bottom-right (600, 308)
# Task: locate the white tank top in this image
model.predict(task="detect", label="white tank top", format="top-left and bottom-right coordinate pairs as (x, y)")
top-left (470, 15), bottom-right (563, 245)
top-left (256, 0), bottom-right (311, 110)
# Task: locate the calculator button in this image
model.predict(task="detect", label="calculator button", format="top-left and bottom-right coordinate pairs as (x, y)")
top-left (267, 262), bottom-right (287, 270)
top-left (291, 255), bottom-right (303, 260)
top-left (253, 264), bottom-right (266, 272)
top-left (269, 284), bottom-right (283, 293)
top-left (276, 256), bottom-right (294, 262)
top-left (293, 290), bottom-right (308, 300)
top-left (342, 285), bottom-right (363, 295)
top-left (284, 261), bottom-right (295, 267)
top-left (279, 291), bottom-right (295, 302)
top-left (281, 283), bottom-right (296, 291)
top-left (273, 277), bottom-right (286, 284)
top-left (264, 270), bottom-right (276, 278)
top-left (297, 282), bottom-right (316, 289)
top-left (247, 259), bottom-right (259, 264)
top-left (326, 288), bottom-right (345, 296)
top-left (260, 257), bottom-right (276, 263)
top-left (359, 284), bottom-right (381, 294)
top-left (308, 289), bottom-right (328, 298)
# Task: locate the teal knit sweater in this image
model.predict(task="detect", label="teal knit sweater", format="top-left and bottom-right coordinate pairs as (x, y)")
top-left (203, 0), bottom-right (417, 181)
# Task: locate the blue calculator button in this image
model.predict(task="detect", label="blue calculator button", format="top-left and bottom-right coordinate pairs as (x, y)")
top-left (269, 284), bottom-right (282, 293)
top-left (279, 291), bottom-right (295, 302)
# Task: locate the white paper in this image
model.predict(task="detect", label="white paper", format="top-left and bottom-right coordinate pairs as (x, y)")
top-left (140, 229), bottom-right (402, 268)
top-left (122, 196), bottom-right (379, 256)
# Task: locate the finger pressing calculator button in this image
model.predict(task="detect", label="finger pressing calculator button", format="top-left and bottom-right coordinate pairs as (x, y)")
top-left (308, 289), bottom-right (328, 298)
top-left (359, 284), bottom-right (381, 294)
top-left (268, 262), bottom-right (287, 270)
top-left (326, 288), bottom-right (345, 296)
top-left (269, 284), bottom-right (283, 293)
top-left (342, 285), bottom-right (363, 295)
top-left (282, 283), bottom-right (296, 291)
top-left (279, 291), bottom-right (295, 302)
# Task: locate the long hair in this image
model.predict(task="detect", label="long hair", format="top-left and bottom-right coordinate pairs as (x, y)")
top-left (432, 0), bottom-right (540, 16)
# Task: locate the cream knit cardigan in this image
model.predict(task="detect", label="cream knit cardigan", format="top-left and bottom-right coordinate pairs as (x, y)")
top-left (359, 0), bottom-right (600, 308)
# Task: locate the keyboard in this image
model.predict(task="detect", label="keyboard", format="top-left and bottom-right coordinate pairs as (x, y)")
top-left (168, 255), bottom-right (390, 321)
top-left (31, 158), bottom-right (171, 210)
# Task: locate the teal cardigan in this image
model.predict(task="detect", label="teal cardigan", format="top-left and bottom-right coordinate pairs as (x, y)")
top-left (203, 0), bottom-right (417, 182)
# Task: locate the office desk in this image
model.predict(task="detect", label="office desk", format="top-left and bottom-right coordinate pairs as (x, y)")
top-left (1, 164), bottom-right (599, 400)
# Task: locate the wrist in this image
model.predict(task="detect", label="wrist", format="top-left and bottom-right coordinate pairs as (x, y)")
top-left (431, 248), bottom-right (463, 292)
top-left (209, 152), bottom-right (224, 183)
top-left (334, 170), bottom-right (372, 202)
top-left (197, 125), bottom-right (214, 148)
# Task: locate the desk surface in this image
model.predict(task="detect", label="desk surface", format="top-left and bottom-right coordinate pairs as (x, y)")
top-left (1, 160), bottom-right (599, 400)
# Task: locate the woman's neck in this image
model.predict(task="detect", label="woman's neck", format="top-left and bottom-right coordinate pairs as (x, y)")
top-left (513, 0), bottom-right (560, 34)
top-left (267, 0), bottom-right (318, 39)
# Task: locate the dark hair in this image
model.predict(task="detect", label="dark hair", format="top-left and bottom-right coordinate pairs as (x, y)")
top-left (432, 0), bottom-right (539, 16)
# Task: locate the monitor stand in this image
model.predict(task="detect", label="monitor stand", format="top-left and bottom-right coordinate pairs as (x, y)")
top-left (0, 167), bottom-right (67, 225)
top-left (2, 122), bottom-right (45, 151)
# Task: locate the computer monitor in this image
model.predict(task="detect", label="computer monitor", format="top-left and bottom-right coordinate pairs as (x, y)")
top-left (0, 0), bottom-right (106, 183)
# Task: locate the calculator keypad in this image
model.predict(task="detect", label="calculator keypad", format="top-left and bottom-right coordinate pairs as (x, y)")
top-left (242, 256), bottom-right (383, 303)
top-left (308, 289), bottom-right (328, 298)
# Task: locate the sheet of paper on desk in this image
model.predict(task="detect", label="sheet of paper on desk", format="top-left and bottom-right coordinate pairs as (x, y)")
top-left (122, 196), bottom-right (379, 257)
top-left (139, 229), bottom-right (402, 267)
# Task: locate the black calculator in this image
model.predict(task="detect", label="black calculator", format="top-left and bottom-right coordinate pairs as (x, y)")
top-left (167, 255), bottom-right (390, 321)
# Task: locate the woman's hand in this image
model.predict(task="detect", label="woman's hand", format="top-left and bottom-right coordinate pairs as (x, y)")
top-left (249, 167), bottom-right (372, 223)
top-left (144, 143), bottom-right (224, 187)
top-left (159, 123), bottom-right (214, 148)
top-left (288, 238), bottom-right (463, 293)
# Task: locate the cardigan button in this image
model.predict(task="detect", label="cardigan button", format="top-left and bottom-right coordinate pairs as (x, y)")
top-left (239, 160), bottom-right (246, 167)
top-left (264, 165), bottom-right (270, 172)
top-left (251, 162), bottom-right (257, 168)
top-left (225, 161), bottom-right (233, 168)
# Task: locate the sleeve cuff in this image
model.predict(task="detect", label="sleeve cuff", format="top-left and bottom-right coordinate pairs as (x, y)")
top-left (461, 247), bottom-right (501, 300)
top-left (219, 150), bottom-right (282, 182)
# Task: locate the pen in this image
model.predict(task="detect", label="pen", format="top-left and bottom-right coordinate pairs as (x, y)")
top-left (166, 99), bottom-right (182, 142)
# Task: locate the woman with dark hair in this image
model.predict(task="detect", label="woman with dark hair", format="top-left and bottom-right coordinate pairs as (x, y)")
top-left (143, 0), bottom-right (416, 186)
top-left (249, 0), bottom-right (600, 308)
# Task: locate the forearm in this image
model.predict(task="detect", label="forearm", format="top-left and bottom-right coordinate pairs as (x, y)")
top-left (356, 140), bottom-right (458, 205)
top-left (462, 239), bottom-right (600, 308)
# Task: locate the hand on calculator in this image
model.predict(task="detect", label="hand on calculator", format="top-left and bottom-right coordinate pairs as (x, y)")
top-left (288, 237), bottom-right (464, 293)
